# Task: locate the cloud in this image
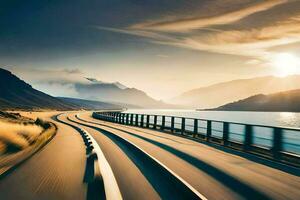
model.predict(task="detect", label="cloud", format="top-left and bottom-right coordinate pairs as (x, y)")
top-left (62, 68), bottom-right (83, 74)
top-left (94, 26), bottom-right (177, 42)
top-left (130, 0), bottom-right (288, 32)
top-left (12, 68), bottom-right (87, 84)
top-left (160, 16), bottom-right (300, 57)
top-left (94, 0), bottom-right (300, 66)
top-left (246, 59), bottom-right (262, 65)
top-left (8, 67), bottom-right (90, 97)
top-left (156, 54), bottom-right (169, 58)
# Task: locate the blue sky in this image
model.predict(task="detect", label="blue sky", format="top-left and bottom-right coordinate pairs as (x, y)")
top-left (1, 0), bottom-right (300, 99)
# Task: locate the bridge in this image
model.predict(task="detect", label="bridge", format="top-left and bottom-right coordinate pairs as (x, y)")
top-left (0, 111), bottom-right (299, 200)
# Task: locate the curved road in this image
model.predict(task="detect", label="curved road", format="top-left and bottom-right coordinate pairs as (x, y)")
top-left (0, 111), bottom-right (300, 200)
top-left (0, 112), bottom-right (87, 200)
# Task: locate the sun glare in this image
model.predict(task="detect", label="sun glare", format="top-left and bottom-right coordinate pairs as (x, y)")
top-left (272, 53), bottom-right (300, 77)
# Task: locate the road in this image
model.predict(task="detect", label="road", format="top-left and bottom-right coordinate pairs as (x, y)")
top-left (0, 111), bottom-right (300, 200)
top-left (0, 112), bottom-right (87, 200)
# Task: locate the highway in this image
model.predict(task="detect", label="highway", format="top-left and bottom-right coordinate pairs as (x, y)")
top-left (0, 111), bottom-right (300, 200)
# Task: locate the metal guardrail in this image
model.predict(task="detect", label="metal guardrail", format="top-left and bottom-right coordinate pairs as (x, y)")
top-left (92, 111), bottom-right (300, 166)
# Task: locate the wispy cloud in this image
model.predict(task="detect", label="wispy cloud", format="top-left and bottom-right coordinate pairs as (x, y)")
top-left (160, 16), bottom-right (300, 57)
top-left (156, 54), bottom-right (169, 58)
top-left (94, 26), bottom-right (177, 42)
top-left (95, 0), bottom-right (300, 61)
top-left (62, 68), bottom-right (83, 74)
top-left (130, 0), bottom-right (288, 32)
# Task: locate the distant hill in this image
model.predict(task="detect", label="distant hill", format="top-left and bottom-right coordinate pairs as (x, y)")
top-left (58, 97), bottom-right (123, 110)
top-left (75, 79), bottom-right (173, 108)
top-left (212, 89), bottom-right (300, 112)
top-left (170, 75), bottom-right (300, 108)
top-left (0, 68), bottom-right (78, 110)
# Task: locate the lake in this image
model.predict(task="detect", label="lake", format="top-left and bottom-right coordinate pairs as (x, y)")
top-left (124, 109), bottom-right (300, 154)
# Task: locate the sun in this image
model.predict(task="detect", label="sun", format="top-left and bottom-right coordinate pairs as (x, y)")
top-left (272, 53), bottom-right (300, 77)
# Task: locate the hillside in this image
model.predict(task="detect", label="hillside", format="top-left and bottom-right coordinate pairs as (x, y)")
top-left (213, 89), bottom-right (300, 112)
top-left (0, 68), bottom-right (76, 110)
top-left (170, 75), bottom-right (300, 108)
top-left (74, 80), bottom-right (173, 108)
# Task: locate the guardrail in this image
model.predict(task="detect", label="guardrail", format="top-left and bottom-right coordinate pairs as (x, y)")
top-left (92, 111), bottom-right (300, 166)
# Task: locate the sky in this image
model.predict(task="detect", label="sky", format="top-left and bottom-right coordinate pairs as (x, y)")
top-left (1, 0), bottom-right (300, 100)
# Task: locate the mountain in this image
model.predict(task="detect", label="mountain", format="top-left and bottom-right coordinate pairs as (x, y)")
top-left (85, 77), bottom-right (127, 89)
top-left (113, 82), bottom-right (127, 89)
top-left (213, 89), bottom-right (300, 112)
top-left (0, 68), bottom-right (170, 109)
top-left (74, 79), bottom-right (172, 108)
top-left (0, 68), bottom-right (79, 110)
top-left (58, 97), bottom-right (124, 110)
top-left (170, 75), bottom-right (300, 108)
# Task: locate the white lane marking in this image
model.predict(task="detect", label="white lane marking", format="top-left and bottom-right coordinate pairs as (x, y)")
top-left (77, 114), bottom-right (207, 200)
top-left (80, 128), bottom-right (123, 200)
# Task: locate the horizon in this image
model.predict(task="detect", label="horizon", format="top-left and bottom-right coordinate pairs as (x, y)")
top-left (2, 66), bottom-right (300, 102)
top-left (1, 0), bottom-right (300, 100)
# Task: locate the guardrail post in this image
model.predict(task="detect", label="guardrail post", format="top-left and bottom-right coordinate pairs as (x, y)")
top-left (130, 114), bottom-right (134, 125)
top-left (161, 116), bottom-right (165, 130)
top-left (119, 113), bottom-right (122, 123)
top-left (223, 122), bottom-right (229, 146)
top-left (171, 117), bottom-right (175, 133)
top-left (135, 114), bottom-right (139, 126)
top-left (181, 118), bottom-right (185, 135)
top-left (141, 115), bottom-right (144, 127)
top-left (126, 114), bottom-right (129, 124)
top-left (207, 120), bottom-right (212, 141)
top-left (272, 128), bottom-right (283, 159)
top-left (122, 113), bottom-right (125, 124)
top-left (193, 119), bottom-right (198, 138)
top-left (244, 125), bottom-right (253, 151)
top-left (118, 113), bottom-right (121, 123)
top-left (115, 113), bottom-right (118, 123)
top-left (111, 113), bottom-right (114, 122)
top-left (146, 115), bottom-right (150, 128)
top-left (153, 115), bottom-right (157, 129)
top-left (117, 113), bottom-right (120, 123)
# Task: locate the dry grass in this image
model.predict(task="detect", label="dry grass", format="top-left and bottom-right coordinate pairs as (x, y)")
top-left (0, 121), bottom-right (56, 174)
top-left (0, 121), bottom-right (43, 154)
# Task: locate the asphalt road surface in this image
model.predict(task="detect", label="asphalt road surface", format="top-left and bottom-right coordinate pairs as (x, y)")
top-left (0, 111), bottom-right (299, 200)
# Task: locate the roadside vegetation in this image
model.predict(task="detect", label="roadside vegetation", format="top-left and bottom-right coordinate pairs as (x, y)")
top-left (0, 121), bottom-right (43, 154)
top-left (0, 111), bottom-right (57, 175)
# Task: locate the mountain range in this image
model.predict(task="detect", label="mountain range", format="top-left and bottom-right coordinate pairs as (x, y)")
top-left (170, 75), bottom-right (300, 108)
top-left (74, 78), bottom-right (172, 108)
top-left (0, 68), bottom-right (119, 110)
top-left (213, 89), bottom-right (300, 112)
top-left (3, 67), bottom-right (300, 111)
